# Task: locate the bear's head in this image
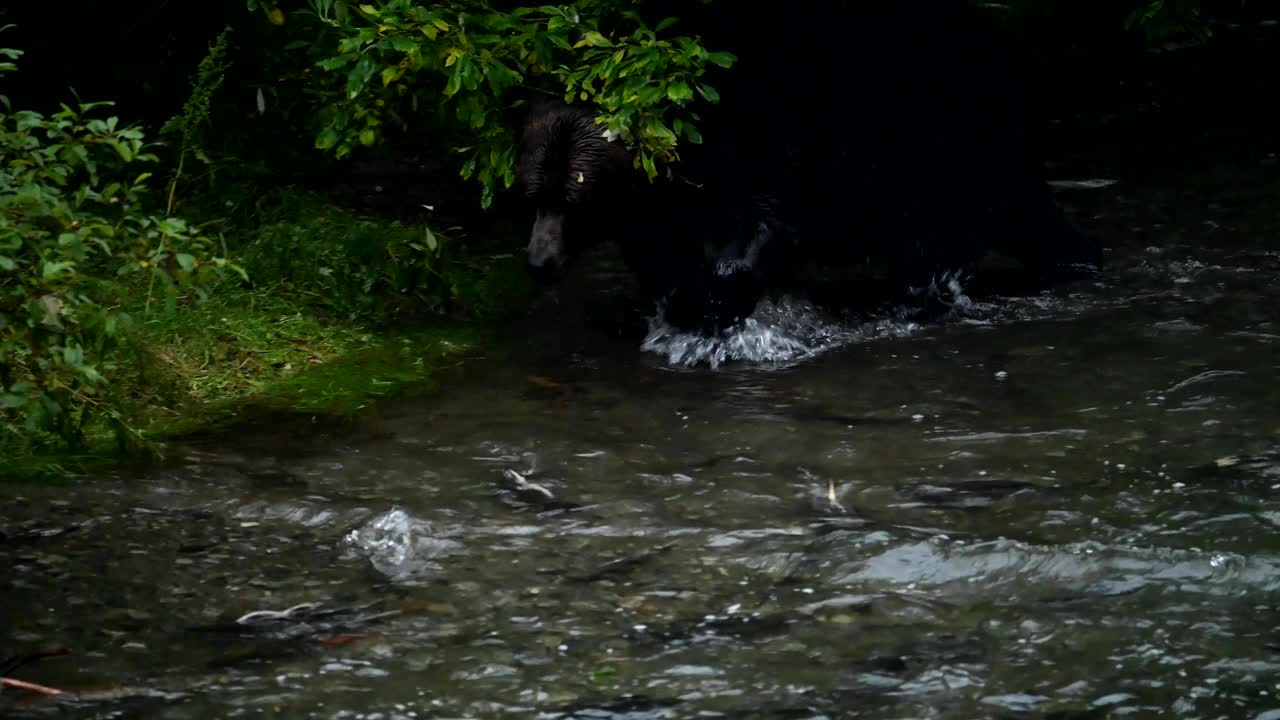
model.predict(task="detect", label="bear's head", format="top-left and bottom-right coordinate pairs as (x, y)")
top-left (514, 96), bottom-right (633, 283)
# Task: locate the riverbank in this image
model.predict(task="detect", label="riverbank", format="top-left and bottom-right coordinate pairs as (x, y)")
top-left (0, 188), bottom-right (538, 484)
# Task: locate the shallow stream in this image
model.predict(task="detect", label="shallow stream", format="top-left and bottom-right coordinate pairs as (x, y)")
top-left (3, 153), bottom-right (1280, 719)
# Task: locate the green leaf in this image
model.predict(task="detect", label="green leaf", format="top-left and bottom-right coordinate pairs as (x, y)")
top-left (458, 55), bottom-right (481, 91)
top-left (705, 51), bottom-right (736, 68)
top-left (381, 65), bottom-right (399, 86)
top-left (577, 31), bottom-right (613, 48)
top-left (666, 80), bottom-right (693, 103)
top-left (388, 35), bottom-right (417, 52)
top-left (444, 56), bottom-right (466, 96)
top-left (424, 226), bottom-right (438, 251)
top-left (640, 151), bottom-right (656, 181)
top-left (317, 53), bottom-right (356, 71)
top-left (176, 253), bottom-right (195, 271)
top-left (0, 256), bottom-right (15, 271)
top-left (347, 55), bottom-right (377, 99)
top-left (643, 118), bottom-right (677, 147)
top-left (42, 261), bottom-right (74, 279)
top-left (359, 127), bottom-right (377, 146)
top-left (696, 83), bottom-right (720, 103)
top-left (316, 126), bottom-right (340, 150)
top-left (655, 17), bottom-right (679, 32)
top-left (637, 85), bottom-right (664, 105)
top-left (0, 393), bottom-right (28, 410)
top-left (109, 140), bottom-right (134, 162)
top-left (483, 60), bottom-right (522, 94)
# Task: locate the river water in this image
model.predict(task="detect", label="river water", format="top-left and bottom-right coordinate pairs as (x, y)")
top-left (3, 151), bottom-right (1280, 719)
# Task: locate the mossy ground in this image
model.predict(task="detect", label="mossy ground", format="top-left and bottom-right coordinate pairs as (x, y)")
top-left (0, 189), bottom-right (536, 484)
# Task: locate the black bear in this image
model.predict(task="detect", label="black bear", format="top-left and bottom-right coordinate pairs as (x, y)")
top-left (514, 0), bottom-right (1102, 333)
top-left (514, 94), bottom-right (789, 333)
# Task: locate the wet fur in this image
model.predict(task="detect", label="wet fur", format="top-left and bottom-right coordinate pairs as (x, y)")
top-left (516, 97), bottom-right (631, 212)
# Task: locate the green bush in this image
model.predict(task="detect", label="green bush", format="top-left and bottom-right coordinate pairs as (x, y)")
top-left (0, 42), bottom-right (239, 452)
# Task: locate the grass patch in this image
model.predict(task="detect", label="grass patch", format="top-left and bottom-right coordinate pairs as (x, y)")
top-left (132, 290), bottom-right (482, 436)
top-left (1, 188), bottom-right (536, 483)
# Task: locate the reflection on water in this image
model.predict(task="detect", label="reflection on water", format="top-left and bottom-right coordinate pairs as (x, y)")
top-left (4, 157), bottom-right (1280, 719)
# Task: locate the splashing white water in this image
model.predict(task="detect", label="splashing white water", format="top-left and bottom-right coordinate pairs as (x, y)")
top-left (344, 507), bottom-right (462, 579)
top-left (635, 264), bottom-right (1104, 370)
top-left (640, 296), bottom-right (923, 369)
top-left (907, 269), bottom-right (974, 314)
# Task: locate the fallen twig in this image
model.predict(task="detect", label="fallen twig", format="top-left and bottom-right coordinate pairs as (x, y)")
top-left (1, 677), bottom-right (64, 696)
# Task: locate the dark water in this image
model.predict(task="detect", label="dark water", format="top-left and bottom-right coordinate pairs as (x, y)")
top-left (4, 154), bottom-right (1280, 719)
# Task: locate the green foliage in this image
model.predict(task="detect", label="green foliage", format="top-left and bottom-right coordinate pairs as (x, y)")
top-left (1125, 0), bottom-right (1214, 42)
top-left (0, 43), bottom-right (239, 452)
top-left (161, 27), bottom-right (234, 216)
top-left (1, 183), bottom-right (530, 478)
top-left (234, 190), bottom-right (467, 323)
top-left (261, 0), bottom-right (734, 208)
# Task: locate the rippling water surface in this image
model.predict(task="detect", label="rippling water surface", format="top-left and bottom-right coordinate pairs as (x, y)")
top-left (3, 156), bottom-right (1280, 719)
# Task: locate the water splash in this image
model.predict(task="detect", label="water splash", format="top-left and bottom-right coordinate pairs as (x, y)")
top-left (635, 264), bottom-right (1116, 369)
top-left (637, 268), bottom-right (1000, 369)
top-left (639, 291), bottom-right (958, 369)
top-left (639, 296), bottom-right (872, 369)
top-left (905, 268), bottom-right (975, 315)
top-left (343, 507), bottom-right (462, 579)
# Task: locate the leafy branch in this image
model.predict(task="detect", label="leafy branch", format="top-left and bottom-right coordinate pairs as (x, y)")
top-left (257, 0), bottom-right (735, 207)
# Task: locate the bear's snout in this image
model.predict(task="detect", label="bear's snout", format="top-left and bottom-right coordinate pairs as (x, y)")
top-left (526, 210), bottom-right (568, 284)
